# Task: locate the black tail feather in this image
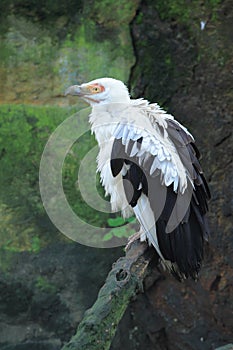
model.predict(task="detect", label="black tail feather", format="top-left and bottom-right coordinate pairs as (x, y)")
top-left (156, 185), bottom-right (207, 280)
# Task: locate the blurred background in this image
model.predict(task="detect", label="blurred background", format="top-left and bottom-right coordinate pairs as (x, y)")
top-left (0, 0), bottom-right (232, 349)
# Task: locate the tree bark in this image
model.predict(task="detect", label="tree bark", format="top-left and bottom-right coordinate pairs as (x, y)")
top-left (61, 242), bottom-right (157, 350)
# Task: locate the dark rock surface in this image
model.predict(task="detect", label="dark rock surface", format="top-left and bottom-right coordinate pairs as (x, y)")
top-left (111, 1), bottom-right (233, 349)
top-left (0, 244), bottom-right (123, 349)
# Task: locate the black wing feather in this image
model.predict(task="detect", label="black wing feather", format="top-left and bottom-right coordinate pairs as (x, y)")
top-left (110, 119), bottom-right (210, 280)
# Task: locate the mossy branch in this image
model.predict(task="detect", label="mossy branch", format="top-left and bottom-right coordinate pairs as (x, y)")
top-left (61, 241), bottom-right (157, 350)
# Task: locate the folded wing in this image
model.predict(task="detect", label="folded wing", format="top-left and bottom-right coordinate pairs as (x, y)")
top-left (110, 118), bottom-right (210, 280)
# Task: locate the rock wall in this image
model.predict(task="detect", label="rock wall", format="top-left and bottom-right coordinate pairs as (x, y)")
top-left (111, 1), bottom-right (233, 349)
top-left (0, 0), bottom-right (232, 349)
top-left (0, 0), bottom-right (139, 105)
top-left (0, 1), bottom-right (138, 349)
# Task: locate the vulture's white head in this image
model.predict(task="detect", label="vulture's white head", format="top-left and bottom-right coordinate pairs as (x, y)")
top-left (65, 77), bottom-right (130, 106)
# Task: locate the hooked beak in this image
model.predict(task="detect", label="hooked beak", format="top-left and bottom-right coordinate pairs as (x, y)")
top-left (65, 85), bottom-right (83, 97)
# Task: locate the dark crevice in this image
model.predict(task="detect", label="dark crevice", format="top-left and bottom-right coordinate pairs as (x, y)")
top-left (214, 133), bottom-right (232, 147)
top-left (208, 157), bottom-right (232, 182)
top-left (128, 0), bottom-right (143, 93)
top-left (210, 275), bottom-right (221, 291)
top-left (191, 62), bottom-right (200, 80)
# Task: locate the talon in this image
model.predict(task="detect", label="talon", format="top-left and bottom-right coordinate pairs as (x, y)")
top-left (125, 231), bottom-right (141, 251)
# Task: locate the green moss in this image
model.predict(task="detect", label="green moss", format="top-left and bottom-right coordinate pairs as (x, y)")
top-left (35, 276), bottom-right (57, 293)
top-left (0, 105), bottom-right (67, 252)
top-left (131, 0), bottom-right (228, 106)
top-left (154, 0), bottom-right (191, 23)
top-left (57, 18), bottom-right (135, 87)
top-left (0, 104), bottom-right (72, 211)
top-left (0, 0), bottom-right (83, 28)
top-left (0, 248), bottom-right (17, 272)
top-left (91, 0), bottom-right (140, 26)
top-left (0, 203), bottom-right (44, 253)
top-left (0, 1), bottom-right (138, 104)
top-left (62, 129), bottom-right (109, 226)
top-left (0, 104), bottom-right (111, 253)
top-left (62, 250), bottom-right (147, 350)
top-left (0, 16), bottom-right (59, 103)
top-left (154, 0), bottom-right (222, 24)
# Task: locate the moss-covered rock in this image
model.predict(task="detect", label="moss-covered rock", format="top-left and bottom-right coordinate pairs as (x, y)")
top-left (0, 0), bottom-right (139, 105)
top-left (130, 0), bottom-right (232, 105)
top-left (0, 242), bottom-right (123, 348)
top-left (113, 1), bottom-right (233, 349)
top-left (0, 104), bottom-right (110, 253)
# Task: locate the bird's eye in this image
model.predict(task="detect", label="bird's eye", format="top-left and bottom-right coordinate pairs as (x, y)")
top-left (89, 84), bottom-right (105, 94)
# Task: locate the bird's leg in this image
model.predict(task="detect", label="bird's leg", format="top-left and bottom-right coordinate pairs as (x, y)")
top-left (125, 228), bottom-right (144, 251)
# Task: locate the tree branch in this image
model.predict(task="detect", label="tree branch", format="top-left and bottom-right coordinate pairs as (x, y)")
top-left (61, 241), bottom-right (157, 350)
